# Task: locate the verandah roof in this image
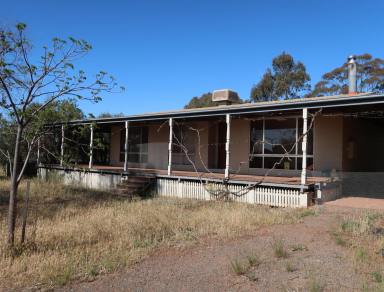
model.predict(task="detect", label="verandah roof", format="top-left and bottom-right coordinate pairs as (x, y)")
top-left (50, 92), bottom-right (384, 126)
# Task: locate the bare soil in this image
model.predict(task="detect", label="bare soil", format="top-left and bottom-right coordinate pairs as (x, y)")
top-left (62, 205), bottom-right (383, 292)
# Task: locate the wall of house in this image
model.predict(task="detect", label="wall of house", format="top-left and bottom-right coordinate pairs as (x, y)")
top-left (110, 124), bottom-right (123, 166)
top-left (313, 115), bottom-right (343, 172)
top-left (230, 118), bottom-right (250, 174)
top-left (147, 123), bottom-right (168, 170)
top-left (342, 118), bottom-right (384, 172)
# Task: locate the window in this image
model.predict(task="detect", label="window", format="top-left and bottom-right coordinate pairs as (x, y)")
top-left (120, 126), bottom-right (148, 163)
top-left (249, 118), bottom-right (314, 170)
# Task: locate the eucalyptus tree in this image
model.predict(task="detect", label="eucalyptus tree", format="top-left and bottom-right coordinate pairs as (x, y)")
top-left (250, 52), bottom-right (311, 102)
top-left (311, 53), bottom-right (384, 96)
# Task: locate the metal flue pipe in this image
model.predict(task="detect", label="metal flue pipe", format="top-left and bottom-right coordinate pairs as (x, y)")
top-left (348, 55), bottom-right (357, 94)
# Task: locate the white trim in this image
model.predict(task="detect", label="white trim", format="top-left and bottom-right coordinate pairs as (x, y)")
top-left (124, 121), bottom-right (129, 172)
top-left (60, 125), bottom-right (64, 166)
top-left (225, 114), bottom-right (231, 179)
top-left (168, 118), bottom-right (173, 176)
top-left (301, 108), bottom-right (308, 185)
top-left (89, 124), bottom-right (94, 169)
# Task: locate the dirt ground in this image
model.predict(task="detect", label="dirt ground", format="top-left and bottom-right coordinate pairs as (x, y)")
top-left (61, 204), bottom-right (384, 292)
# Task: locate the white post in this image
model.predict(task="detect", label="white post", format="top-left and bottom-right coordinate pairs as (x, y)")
top-left (89, 124), bottom-right (94, 169)
top-left (124, 121), bottom-right (129, 172)
top-left (225, 114), bottom-right (231, 180)
top-left (37, 137), bottom-right (40, 166)
top-left (167, 118), bottom-right (173, 176)
top-left (60, 125), bottom-right (64, 166)
top-left (301, 108), bottom-right (308, 186)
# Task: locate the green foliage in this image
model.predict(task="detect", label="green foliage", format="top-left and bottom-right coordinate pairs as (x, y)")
top-left (311, 53), bottom-right (384, 96)
top-left (250, 52), bottom-right (311, 102)
top-left (184, 92), bottom-right (215, 109)
top-left (371, 271), bottom-right (383, 283)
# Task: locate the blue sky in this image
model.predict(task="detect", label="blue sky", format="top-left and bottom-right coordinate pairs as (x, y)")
top-left (2, 0), bottom-right (384, 116)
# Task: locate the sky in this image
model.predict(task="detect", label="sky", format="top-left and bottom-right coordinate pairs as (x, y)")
top-left (2, 0), bottom-right (384, 116)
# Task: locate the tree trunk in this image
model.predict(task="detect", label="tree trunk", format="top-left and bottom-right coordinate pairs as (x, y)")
top-left (8, 125), bottom-right (22, 246)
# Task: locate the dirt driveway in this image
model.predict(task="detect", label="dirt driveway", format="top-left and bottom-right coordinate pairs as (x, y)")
top-left (62, 205), bottom-right (382, 291)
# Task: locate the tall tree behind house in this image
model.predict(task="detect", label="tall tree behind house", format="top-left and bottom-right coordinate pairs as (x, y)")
top-left (250, 52), bottom-right (311, 102)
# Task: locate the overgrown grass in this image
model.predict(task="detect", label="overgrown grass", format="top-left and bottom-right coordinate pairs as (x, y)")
top-left (0, 178), bottom-right (310, 289)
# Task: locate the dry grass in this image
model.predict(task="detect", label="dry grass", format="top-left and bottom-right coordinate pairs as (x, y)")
top-left (333, 211), bottom-right (384, 290)
top-left (0, 177), bottom-right (311, 290)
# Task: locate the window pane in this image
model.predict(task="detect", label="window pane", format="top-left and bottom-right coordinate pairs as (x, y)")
top-left (297, 158), bottom-right (314, 171)
top-left (264, 157), bottom-right (295, 170)
top-left (121, 126), bottom-right (149, 162)
top-left (128, 153), bottom-right (139, 163)
top-left (250, 120), bottom-right (263, 155)
top-left (264, 119), bottom-right (296, 155)
top-left (249, 156), bottom-right (262, 168)
top-left (140, 154), bottom-right (148, 163)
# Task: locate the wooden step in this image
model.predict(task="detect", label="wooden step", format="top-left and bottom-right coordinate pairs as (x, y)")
top-left (116, 174), bottom-right (156, 197)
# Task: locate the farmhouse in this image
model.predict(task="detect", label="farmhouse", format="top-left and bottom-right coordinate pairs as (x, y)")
top-left (39, 57), bottom-right (384, 207)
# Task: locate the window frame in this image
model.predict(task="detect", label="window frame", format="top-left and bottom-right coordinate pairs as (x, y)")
top-left (120, 126), bottom-right (148, 164)
top-left (249, 117), bottom-right (314, 170)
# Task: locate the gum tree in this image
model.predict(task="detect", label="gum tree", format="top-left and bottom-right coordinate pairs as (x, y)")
top-left (0, 23), bottom-right (122, 246)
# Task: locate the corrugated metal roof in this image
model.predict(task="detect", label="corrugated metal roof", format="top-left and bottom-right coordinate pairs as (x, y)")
top-left (54, 92), bottom-right (384, 125)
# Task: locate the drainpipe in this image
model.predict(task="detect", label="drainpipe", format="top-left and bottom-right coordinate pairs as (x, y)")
top-left (167, 118), bottom-right (173, 176)
top-left (124, 121), bottom-right (129, 172)
top-left (348, 55), bottom-right (357, 94)
top-left (225, 114), bottom-right (231, 180)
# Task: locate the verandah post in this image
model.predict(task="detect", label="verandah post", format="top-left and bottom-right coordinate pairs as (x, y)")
top-left (225, 113), bottom-right (231, 180)
top-left (60, 124), bottom-right (64, 166)
top-left (124, 120), bottom-right (129, 172)
top-left (89, 123), bottom-right (94, 169)
top-left (36, 137), bottom-right (40, 166)
top-left (168, 117), bottom-right (173, 176)
top-left (300, 108), bottom-right (308, 186)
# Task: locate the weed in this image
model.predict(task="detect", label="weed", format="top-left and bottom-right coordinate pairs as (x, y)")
top-left (290, 244), bottom-right (308, 251)
top-left (272, 239), bottom-right (288, 258)
top-left (285, 262), bottom-right (296, 272)
top-left (246, 253), bottom-right (261, 267)
top-left (230, 259), bottom-right (248, 276)
top-left (372, 271), bottom-right (383, 283)
top-left (331, 231), bottom-right (347, 246)
top-left (354, 247), bottom-right (368, 263)
top-left (299, 208), bottom-right (316, 218)
top-left (308, 278), bottom-right (324, 292)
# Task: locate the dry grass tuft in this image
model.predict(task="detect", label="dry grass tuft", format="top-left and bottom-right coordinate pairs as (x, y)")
top-left (272, 238), bottom-right (288, 258)
top-left (0, 178), bottom-right (311, 289)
